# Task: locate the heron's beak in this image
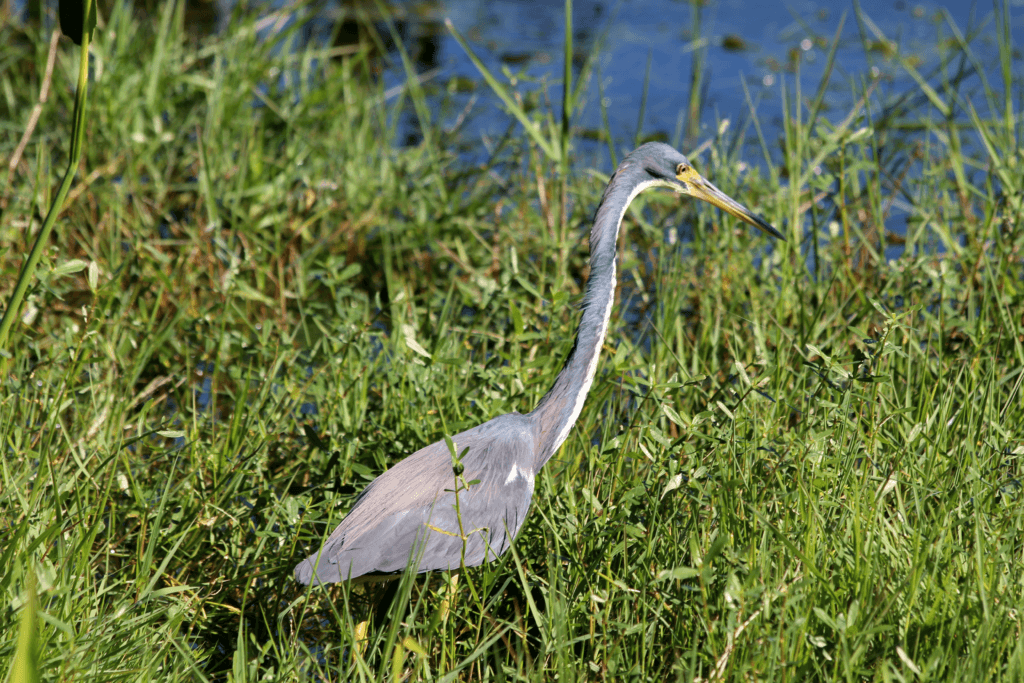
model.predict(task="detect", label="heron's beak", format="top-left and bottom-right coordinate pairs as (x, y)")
top-left (676, 167), bottom-right (784, 240)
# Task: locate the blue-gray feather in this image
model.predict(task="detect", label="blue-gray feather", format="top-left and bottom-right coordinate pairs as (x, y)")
top-left (294, 412), bottom-right (537, 585)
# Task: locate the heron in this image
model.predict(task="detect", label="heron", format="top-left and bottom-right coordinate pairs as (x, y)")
top-left (295, 142), bottom-right (783, 586)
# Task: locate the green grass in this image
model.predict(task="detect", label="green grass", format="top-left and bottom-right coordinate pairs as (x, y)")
top-left (2, 1), bottom-right (1023, 681)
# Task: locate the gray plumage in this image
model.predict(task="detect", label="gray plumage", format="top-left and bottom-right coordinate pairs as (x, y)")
top-left (294, 143), bottom-right (782, 586)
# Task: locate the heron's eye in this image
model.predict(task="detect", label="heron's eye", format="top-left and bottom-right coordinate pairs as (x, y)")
top-left (676, 163), bottom-right (688, 175)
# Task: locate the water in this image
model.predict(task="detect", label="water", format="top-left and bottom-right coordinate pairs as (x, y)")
top-left (418, 0), bottom-right (1020, 151)
top-left (16, 0), bottom-right (1021, 259)
top-left (23, 0), bottom-right (1021, 168)
top-left (356, 0), bottom-right (1019, 259)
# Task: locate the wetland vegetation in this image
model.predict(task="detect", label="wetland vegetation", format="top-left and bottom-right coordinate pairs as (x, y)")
top-left (1, 1), bottom-right (1022, 680)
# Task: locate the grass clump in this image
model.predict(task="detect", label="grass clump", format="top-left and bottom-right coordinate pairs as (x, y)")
top-left (1, 1), bottom-right (1023, 681)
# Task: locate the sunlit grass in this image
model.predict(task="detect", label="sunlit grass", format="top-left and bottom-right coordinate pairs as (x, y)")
top-left (1, 1), bottom-right (1022, 681)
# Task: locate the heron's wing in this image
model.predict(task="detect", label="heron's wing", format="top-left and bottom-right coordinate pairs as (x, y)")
top-left (357, 425), bottom-right (537, 575)
top-left (295, 412), bottom-right (538, 585)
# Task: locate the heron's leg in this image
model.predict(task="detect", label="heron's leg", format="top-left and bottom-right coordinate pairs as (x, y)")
top-left (352, 580), bottom-right (399, 656)
top-left (438, 570), bottom-right (460, 625)
top-left (353, 619), bottom-right (370, 656)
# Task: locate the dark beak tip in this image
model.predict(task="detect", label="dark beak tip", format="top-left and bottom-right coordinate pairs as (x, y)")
top-left (754, 218), bottom-right (785, 241)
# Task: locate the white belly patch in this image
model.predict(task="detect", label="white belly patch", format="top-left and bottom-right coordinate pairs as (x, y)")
top-left (504, 462), bottom-right (535, 491)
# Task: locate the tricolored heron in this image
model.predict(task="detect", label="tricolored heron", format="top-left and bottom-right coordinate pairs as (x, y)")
top-left (295, 142), bottom-right (783, 586)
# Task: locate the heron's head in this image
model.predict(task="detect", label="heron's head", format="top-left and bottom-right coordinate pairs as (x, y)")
top-left (633, 142), bottom-right (784, 240)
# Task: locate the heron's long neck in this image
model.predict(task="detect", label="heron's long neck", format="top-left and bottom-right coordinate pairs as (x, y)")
top-left (530, 170), bottom-right (655, 466)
